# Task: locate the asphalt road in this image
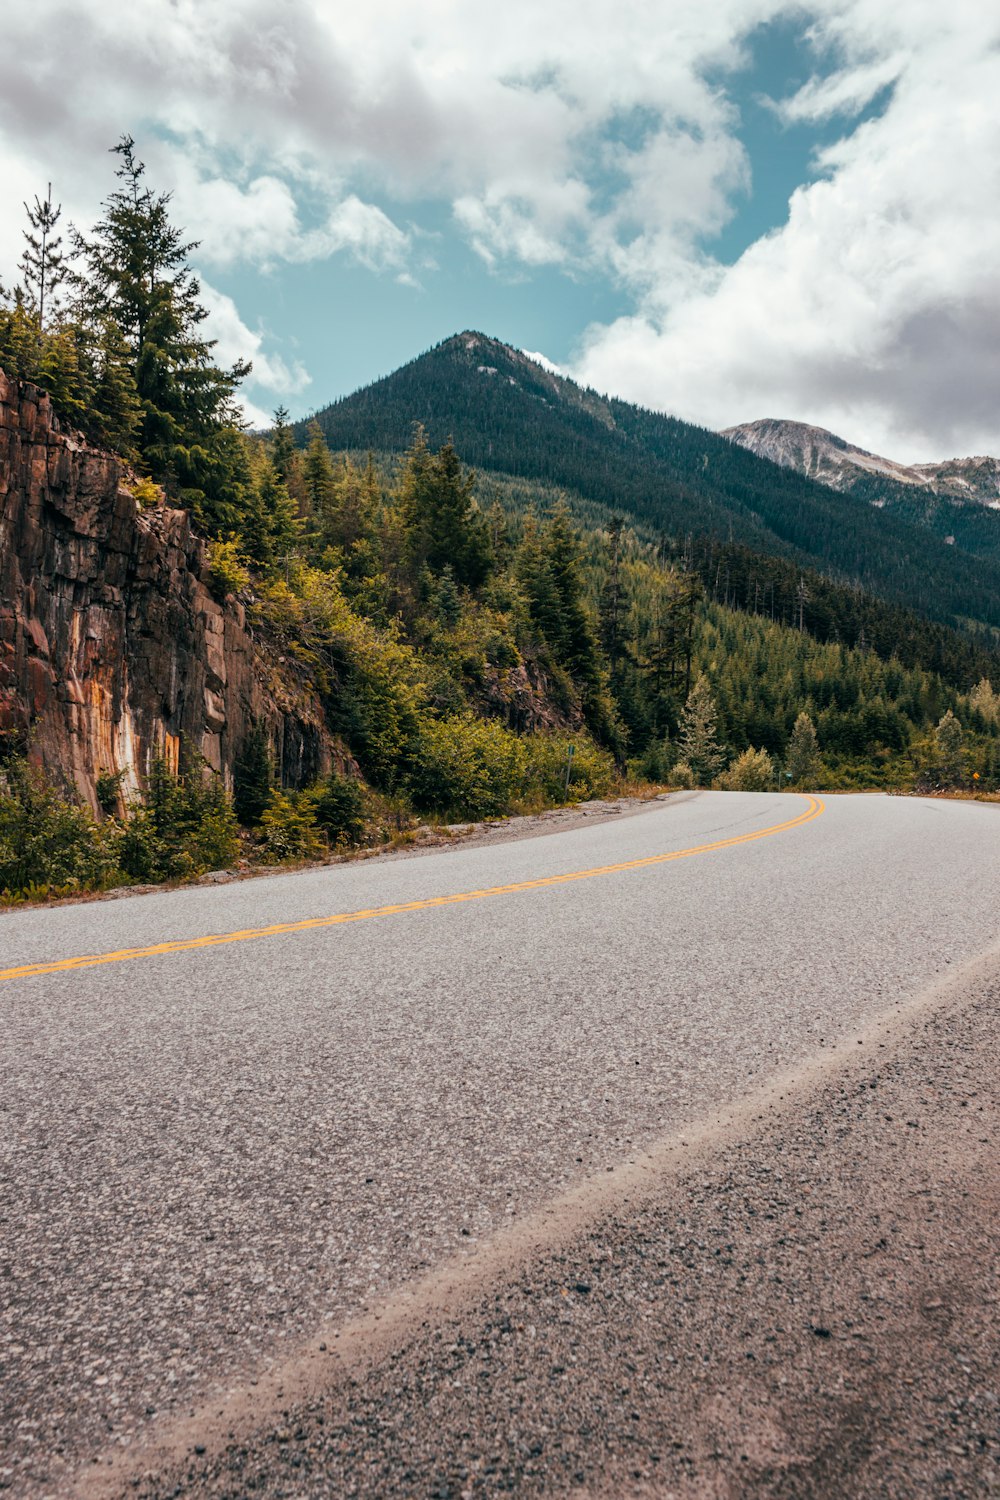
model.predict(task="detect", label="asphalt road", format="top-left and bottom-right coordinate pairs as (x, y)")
top-left (1, 790), bottom-right (998, 1496)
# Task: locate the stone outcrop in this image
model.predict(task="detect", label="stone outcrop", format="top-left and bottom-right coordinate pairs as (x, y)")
top-left (0, 369), bottom-right (336, 810)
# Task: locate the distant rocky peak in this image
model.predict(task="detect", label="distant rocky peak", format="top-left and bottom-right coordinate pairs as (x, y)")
top-left (722, 417), bottom-right (1000, 507)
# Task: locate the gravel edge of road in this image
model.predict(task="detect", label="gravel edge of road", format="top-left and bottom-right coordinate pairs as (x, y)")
top-left (80, 940), bottom-right (1000, 1500)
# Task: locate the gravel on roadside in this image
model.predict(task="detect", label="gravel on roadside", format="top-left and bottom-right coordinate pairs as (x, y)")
top-left (113, 975), bottom-right (1000, 1500)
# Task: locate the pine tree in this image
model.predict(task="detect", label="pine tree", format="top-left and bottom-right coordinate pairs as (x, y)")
top-left (0, 285), bottom-right (39, 381)
top-left (786, 710), bottom-right (822, 786)
top-left (434, 564), bottom-right (462, 627)
top-left (271, 406), bottom-right (296, 484)
top-left (970, 678), bottom-right (999, 726)
top-left (934, 708), bottom-right (964, 785)
top-left (303, 420), bottom-right (337, 516)
top-left (243, 451), bottom-right (302, 575)
top-left (678, 674), bottom-right (725, 784)
top-left (87, 315), bottom-right (142, 459)
top-left (599, 516), bottom-right (629, 678)
top-left (72, 136), bottom-right (250, 521)
top-left (19, 184), bottom-right (67, 330)
top-left (233, 726), bottom-right (273, 826)
top-left (486, 498), bottom-right (510, 562)
top-left (401, 431), bottom-right (492, 588)
top-left (543, 502), bottom-right (602, 696)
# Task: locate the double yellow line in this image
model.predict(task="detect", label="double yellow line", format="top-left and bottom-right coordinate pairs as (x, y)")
top-left (0, 796), bottom-right (824, 986)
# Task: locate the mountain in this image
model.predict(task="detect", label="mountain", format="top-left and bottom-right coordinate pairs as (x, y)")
top-left (722, 418), bottom-right (1000, 563)
top-left (720, 417), bottom-right (1000, 503)
top-left (304, 332), bottom-right (1000, 633)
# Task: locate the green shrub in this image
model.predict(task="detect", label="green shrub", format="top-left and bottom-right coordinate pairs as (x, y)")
top-left (634, 736), bottom-right (676, 783)
top-left (668, 760), bottom-right (695, 789)
top-left (130, 476), bottom-right (161, 510)
top-left (118, 756), bottom-right (240, 881)
top-left (95, 766), bottom-right (127, 816)
top-left (0, 759), bottom-right (122, 898)
top-left (521, 733), bottom-right (615, 804)
top-left (407, 714), bottom-right (528, 818)
top-left (257, 789), bottom-right (326, 862)
top-left (312, 773), bottom-right (366, 846)
top-left (207, 539), bottom-right (250, 600)
top-left (716, 746), bottom-right (774, 791)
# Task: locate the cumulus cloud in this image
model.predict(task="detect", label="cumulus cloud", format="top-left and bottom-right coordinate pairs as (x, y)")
top-left (0, 0), bottom-right (756, 277)
top-left (198, 281), bottom-right (311, 419)
top-left (573, 2), bottom-right (1000, 458)
top-left (0, 0), bottom-right (997, 456)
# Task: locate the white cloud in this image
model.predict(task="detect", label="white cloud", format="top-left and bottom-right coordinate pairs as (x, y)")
top-left (573, 1), bottom-right (1000, 460)
top-left (0, 0), bottom-right (760, 280)
top-left (198, 281), bottom-right (312, 417)
top-left (316, 196), bottom-right (410, 271)
top-left (770, 54), bottom-right (902, 124)
top-left (521, 349), bottom-right (565, 376)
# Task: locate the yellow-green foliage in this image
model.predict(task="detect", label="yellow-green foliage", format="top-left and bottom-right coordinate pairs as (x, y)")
top-left (521, 733), bottom-right (615, 804)
top-left (207, 539), bottom-right (251, 600)
top-left (970, 677), bottom-right (999, 725)
top-left (0, 759), bottom-right (122, 900)
top-left (257, 789), bottom-right (326, 863)
top-left (408, 714), bottom-right (528, 818)
top-left (256, 565), bottom-right (425, 783)
top-left (716, 746), bottom-right (774, 791)
top-left (669, 761), bottom-right (695, 789)
top-left (130, 475), bottom-right (161, 510)
top-left (405, 720), bottom-right (615, 819)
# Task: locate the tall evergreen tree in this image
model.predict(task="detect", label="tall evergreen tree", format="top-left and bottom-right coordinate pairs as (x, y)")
top-left (242, 452), bottom-right (302, 575)
top-left (678, 674), bottom-right (725, 784)
top-left (934, 708), bottom-right (964, 784)
top-left (786, 710), bottom-right (822, 786)
top-left (19, 184), bottom-right (67, 332)
top-left (543, 502), bottom-right (603, 697)
top-left (303, 419), bottom-right (337, 516)
top-left (401, 430), bottom-right (492, 588)
top-left (71, 136), bottom-right (250, 523)
top-left (599, 515), bottom-right (630, 678)
top-left (233, 726), bottom-right (274, 827)
top-left (271, 406), bottom-right (296, 484)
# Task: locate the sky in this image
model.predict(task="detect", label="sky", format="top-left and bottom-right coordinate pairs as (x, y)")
top-left (1, 1), bottom-right (998, 462)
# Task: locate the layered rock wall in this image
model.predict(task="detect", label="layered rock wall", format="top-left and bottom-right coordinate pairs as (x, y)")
top-left (0, 369), bottom-right (334, 809)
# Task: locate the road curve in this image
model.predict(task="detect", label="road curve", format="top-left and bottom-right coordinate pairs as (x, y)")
top-left (1, 790), bottom-right (998, 1495)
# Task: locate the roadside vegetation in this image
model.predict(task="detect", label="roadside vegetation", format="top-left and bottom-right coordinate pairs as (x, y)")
top-left (2, 141), bottom-right (999, 904)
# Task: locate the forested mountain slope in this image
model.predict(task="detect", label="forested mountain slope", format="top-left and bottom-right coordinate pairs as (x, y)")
top-left (306, 333), bottom-right (1000, 632)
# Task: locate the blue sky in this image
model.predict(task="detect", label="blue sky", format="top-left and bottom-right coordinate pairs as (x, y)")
top-left (203, 15), bottom-right (893, 418)
top-left (1, 2), bottom-right (998, 459)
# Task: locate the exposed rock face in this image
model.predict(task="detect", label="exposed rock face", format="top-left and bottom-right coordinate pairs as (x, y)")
top-left (722, 417), bottom-right (1000, 507)
top-left (0, 369), bottom-right (335, 809)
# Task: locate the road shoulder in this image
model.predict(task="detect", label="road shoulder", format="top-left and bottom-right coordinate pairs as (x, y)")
top-left (92, 951), bottom-right (1000, 1499)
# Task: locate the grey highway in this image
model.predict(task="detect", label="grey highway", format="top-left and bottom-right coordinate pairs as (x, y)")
top-left (2, 790), bottom-right (999, 1497)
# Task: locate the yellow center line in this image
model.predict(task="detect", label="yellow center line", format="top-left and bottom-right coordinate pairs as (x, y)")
top-left (0, 795), bottom-right (824, 985)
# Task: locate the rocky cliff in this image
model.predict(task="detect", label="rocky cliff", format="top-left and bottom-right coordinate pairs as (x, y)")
top-left (0, 368), bottom-right (334, 810)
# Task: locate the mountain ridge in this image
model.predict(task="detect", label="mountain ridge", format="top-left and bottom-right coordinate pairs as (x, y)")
top-left (302, 331), bottom-right (1000, 633)
top-left (721, 417), bottom-right (1000, 507)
